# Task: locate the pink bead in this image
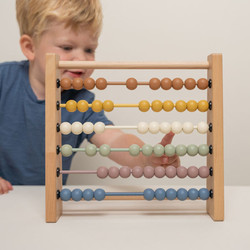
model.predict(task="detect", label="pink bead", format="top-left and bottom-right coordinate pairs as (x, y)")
top-left (155, 166), bottom-right (166, 178)
top-left (176, 166), bottom-right (188, 178)
top-left (109, 166), bottom-right (120, 178)
top-left (97, 166), bottom-right (108, 178)
top-left (165, 166), bottom-right (177, 178)
top-left (199, 166), bottom-right (210, 178)
top-left (132, 166), bottom-right (143, 178)
top-left (143, 166), bottom-right (155, 178)
top-left (187, 166), bottom-right (199, 178)
top-left (120, 166), bottom-right (131, 178)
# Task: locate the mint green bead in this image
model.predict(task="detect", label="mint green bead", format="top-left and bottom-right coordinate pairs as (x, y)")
top-left (61, 144), bottom-right (73, 157)
top-left (85, 144), bottom-right (97, 156)
top-left (187, 144), bottom-right (199, 156)
top-left (153, 144), bottom-right (164, 157)
top-left (165, 144), bottom-right (175, 156)
top-left (129, 144), bottom-right (140, 156)
top-left (99, 144), bottom-right (111, 156)
top-left (142, 144), bottom-right (153, 156)
top-left (199, 144), bottom-right (209, 156)
top-left (175, 144), bottom-right (187, 156)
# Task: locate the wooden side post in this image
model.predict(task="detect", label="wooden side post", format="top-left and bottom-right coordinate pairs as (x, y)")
top-left (45, 53), bottom-right (62, 222)
top-left (207, 54), bottom-right (224, 221)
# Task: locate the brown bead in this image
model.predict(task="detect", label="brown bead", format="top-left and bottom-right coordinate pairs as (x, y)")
top-left (60, 78), bottom-right (72, 90)
top-left (72, 78), bottom-right (84, 90)
top-left (185, 78), bottom-right (196, 90)
top-left (161, 78), bottom-right (172, 90)
top-left (197, 78), bottom-right (208, 90)
top-left (172, 78), bottom-right (183, 90)
top-left (84, 78), bottom-right (95, 90)
top-left (149, 78), bottom-right (161, 90)
top-left (96, 78), bottom-right (107, 90)
top-left (126, 78), bottom-right (137, 90)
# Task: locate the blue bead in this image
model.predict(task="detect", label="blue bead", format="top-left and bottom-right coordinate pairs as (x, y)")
top-left (199, 188), bottom-right (210, 200)
top-left (83, 189), bottom-right (94, 201)
top-left (94, 188), bottom-right (106, 201)
top-left (166, 188), bottom-right (177, 200)
top-left (72, 189), bottom-right (83, 201)
top-left (177, 188), bottom-right (188, 201)
top-left (60, 188), bottom-right (71, 201)
top-left (143, 188), bottom-right (155, 201)
top-left (155, 188), bottom-right (165, 200)
top-left (188, 188), bottom-right (199, 200)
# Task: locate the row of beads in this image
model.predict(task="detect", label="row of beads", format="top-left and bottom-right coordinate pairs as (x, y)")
top-left (60, 77), bottom-right (209, 90)
top-left (60, 121), bottom-right (209, 135)
top-left (60, 143), bottom-right (210, 157)
top-left (62, 99), bottom-right (209, 112)
top-left (60, 188), bottom-right (210, 201)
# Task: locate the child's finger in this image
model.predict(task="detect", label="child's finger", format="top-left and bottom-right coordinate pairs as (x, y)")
top-left (160, 132), bottom-right (175, 146)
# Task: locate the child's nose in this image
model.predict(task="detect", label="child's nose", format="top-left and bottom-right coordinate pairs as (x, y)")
top-left (72, 50), bottom-right (87, 61)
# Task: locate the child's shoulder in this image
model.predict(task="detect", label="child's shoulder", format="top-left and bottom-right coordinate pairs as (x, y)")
top-left (0, 60), bottom-right (29, 72)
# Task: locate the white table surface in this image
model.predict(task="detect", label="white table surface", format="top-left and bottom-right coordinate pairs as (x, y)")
top-left (0, 186), bottom-right (249, 250)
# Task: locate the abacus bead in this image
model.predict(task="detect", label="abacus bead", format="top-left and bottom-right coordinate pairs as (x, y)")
top-left (85, 144), bottom-right (97, 156)
top-left (155, 166), bottom-right (166, 178)
top-left (187, 144), bottom-right (199, 156)
top-left (72, 189), bottom-right (83, 201)
top-left (177, 188), bottom-right (188, 201)
top-left (94, 189), bottom-right (106, 201)
top-left (165, 144), bottom-right (175, 157)
top-left (144, 166), bottom-right (155, 178)
top-left (72, 78), bottom-right (83, 90)
top-left (109, 166), bottom-right (120, 178)
top-left (188, 188), bottom-right (199, 200)
top-left (166, 188), bottom-right (177, 200)
top-left (197, 78), bottom-right (208, 90)
top-left (97, 166), bottom-right (109, 178)
top-left (92, 100), bottom-right (103, 112)
top-left (151, 100), bottom-right (162, 112)
top-left (149, 78), bottom-right (161, 90)
top-left (82, 122), bottom-right (94, 134)
top-left (84, 78), bottom-right (95, 90)
top-left (199, 166), bottom-right (209, 178)
top-left (137, 122), bottom-right (148, 134)
top-left (83, 189), bottom-right (94, 201)
top-left (175, 144), bottom-right (187, 156)
top-left (142, 144), bottom-right (153, 156)
top-left (144, 188), bottom-right (155, 201)
top-left (60, 189), bottom-right (71, 201)
top-left (77, 100), bottom-right (89, 112)
top-left (61, 144), bottom-right (73, 157)
top-left (103, 100), bottom-right (114, 112)
top-left (160, 122), bottom-right (171, 134)
top-left (172, 78), bottom-right (183, 90)
top-left (163, 100), bottom-right (174, 112)
top-left (71, 121), bottom-right (83, 135)
top-left (161, 78), bottom-right (172, 90)
top-left (155, 188), bottom-right (166, 200)
top-left (66, 100), bottom-right (77, 112)
top-left (139, 100), bottom-right (150, 112)
top-left (129, 144), bottom-right (140, 156)
top-left (148, 121), bottom-right (160, 134)
top-left (176, 166), bottom-right (188, 178)
top-left (60, 78), bottom-right (71, 90)
top-left (96, 78), bottom-right (107, 90)
top-left (187, 100), bottom-right (198, 112)
top-left (182, 122), bottom-right (194, 134)
top-left (119, 166), bottom-right (131, 178)
top-left (198, 144), bottom-right (209, 156)
top-left (198, 100), bottom-right (209, 112)
top-left (132, 166), bottom-right (143, 178)
top-left (126, 78), bottom-right (137, 90)
top-left (60, 122), bottom-right (71, 135)
top-left (153, 144), bottom-right (165, 157)
top-left (199, 188), bottom-right (210, 200)
top-left (166, 166), bottom-right (177, 178)
top-left (185, 78), bottom-right (196, 90)
top-left (171, 121), bottom-right (182, 134)
top-left (99, 144), bottom-right (111, 156)
top-left (175, 100), bottom-right (186, 112)
top-left (94, 122), bottom-right (105, 134)
top-left (197, 121), bottom-right (209, 134)
top-left (187, 166), bottom-right (199, 178)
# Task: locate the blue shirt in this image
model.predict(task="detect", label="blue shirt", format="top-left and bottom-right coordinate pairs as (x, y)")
top-left (0, 61), bottom-right (113, 185)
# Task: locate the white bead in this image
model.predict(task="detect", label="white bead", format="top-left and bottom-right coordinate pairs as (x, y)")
top-left (60, 122), bottom-right (71, 135)
top-left (149, 121), bottom-right (160, 134)
top-left (197, 121), bottom-right (209, 134)
top-left (171, 121), bottom-right (182, 134)
top-left (182, 122), bottom-right (194, 134)
top-left (82, 122), bottom-right (94, 134)
top-left (71, 121), bottom-right (83, 135)
top-left (160, 122), bottom-right (171, 134)
top-left (137, 122), bottom-right (148, 134)
top-left (94, 122), bottom-right (105, 134)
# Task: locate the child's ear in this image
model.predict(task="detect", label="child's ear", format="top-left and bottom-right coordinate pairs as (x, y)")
top-left (19, 35), bottom-right (35, 61)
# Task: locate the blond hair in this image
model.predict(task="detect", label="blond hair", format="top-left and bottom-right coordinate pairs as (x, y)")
top-left (16, 0), bottom-right (103, 40)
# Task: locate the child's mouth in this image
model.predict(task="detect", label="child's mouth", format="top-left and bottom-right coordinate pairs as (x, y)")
top-left (64, 70), bottom-right (84, 78)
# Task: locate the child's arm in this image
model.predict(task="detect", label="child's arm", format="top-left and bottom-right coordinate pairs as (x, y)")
top-left (0, 177), bottom-right (13, 195)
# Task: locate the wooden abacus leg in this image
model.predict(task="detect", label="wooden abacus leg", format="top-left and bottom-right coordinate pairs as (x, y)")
top-left (207, 54), bottom-right (224, 221)
top-left (45, 53), bottom-right (62, 222)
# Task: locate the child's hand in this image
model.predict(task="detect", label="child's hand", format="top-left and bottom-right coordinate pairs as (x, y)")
top-left (0, 177), bottom-right (13, 194)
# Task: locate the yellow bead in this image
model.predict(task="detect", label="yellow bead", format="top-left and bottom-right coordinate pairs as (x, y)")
top-left (163, 100), bottom-right (174, 112)
top-left (175, 100), bottom-right (186, 112)
top-left (92, 100), bottom-right (103, 112)
top-left (187, 100), bottom-right (198, 112)
top-left (66, 100), bottom-right (77, 112)
top-left (103, 100), bottom-right (114, 112)
top-left (151, 100), bottom-right (162, 112)
top-left (77, 100), bottom-right (89, 112)
top-left (198, 100), bottom-right (209, 112)
top-left (139, 100), bottom-right (150, 112)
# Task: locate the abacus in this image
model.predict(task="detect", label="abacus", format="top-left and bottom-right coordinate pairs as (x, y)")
top-left (45, 53), bottom-right (224, 223)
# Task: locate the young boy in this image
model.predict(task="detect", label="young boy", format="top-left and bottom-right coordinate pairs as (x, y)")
top-left (0, 0), bottom-right (179, 194)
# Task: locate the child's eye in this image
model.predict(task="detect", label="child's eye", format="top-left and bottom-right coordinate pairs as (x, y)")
top-left (85, 48), bottom-right (95, 54)
top-left (60, 46), bottom-right (72, 51)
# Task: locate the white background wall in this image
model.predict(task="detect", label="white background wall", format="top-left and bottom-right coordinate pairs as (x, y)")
top-left (0, 0), bottom-right (249, 186)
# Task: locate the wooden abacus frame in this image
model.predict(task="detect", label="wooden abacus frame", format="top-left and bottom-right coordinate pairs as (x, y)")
top-left (45, 53), bottom-right (224, 223)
